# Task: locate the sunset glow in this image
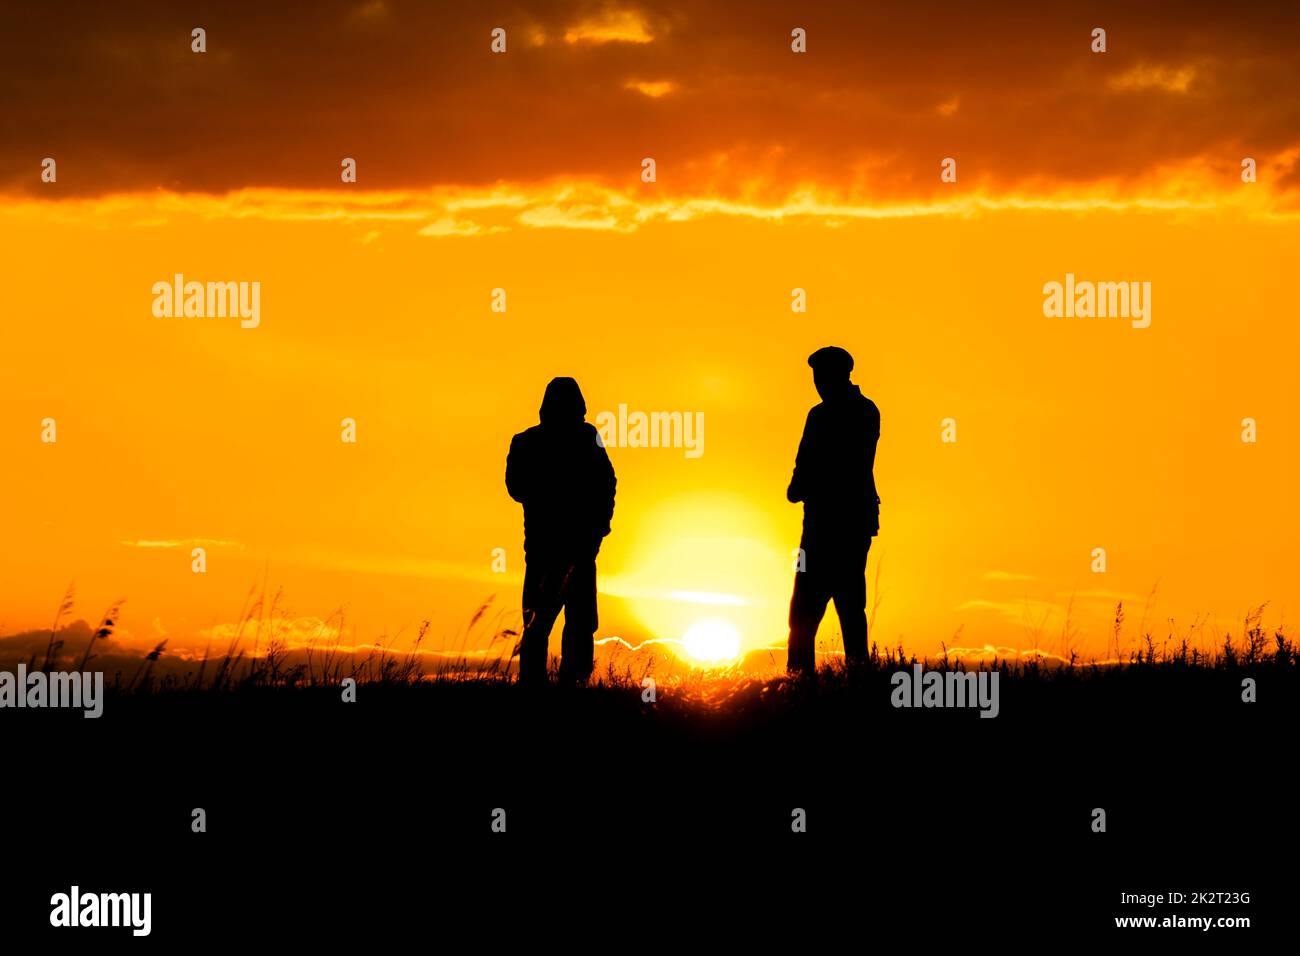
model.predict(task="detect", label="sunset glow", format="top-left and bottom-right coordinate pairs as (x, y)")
top-left (2, 2), bottom-right (1297, 676)
top-left (681, 619), bottom-right (743, 664)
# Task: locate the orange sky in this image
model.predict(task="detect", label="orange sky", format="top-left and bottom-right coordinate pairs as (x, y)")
top-left (2, 3), bottom-right (1298, 669)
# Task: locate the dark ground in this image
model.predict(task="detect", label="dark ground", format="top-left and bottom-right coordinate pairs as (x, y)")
top-left (3, 661), bottom-right (1295, 947)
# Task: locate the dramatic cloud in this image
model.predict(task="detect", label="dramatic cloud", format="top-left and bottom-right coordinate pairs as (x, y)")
top-left (2, 1), bottom-right (1298, 200)
top-left (563, 7), bottom-right (656, 44)
top-left (624, 78), bottom-right (678, 98)
top-left (1108, 62), bottom-right (1198, 93)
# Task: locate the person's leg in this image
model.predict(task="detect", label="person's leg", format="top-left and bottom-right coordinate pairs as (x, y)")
top-left (831, 539), bottom-right (871, 664)
top-left (558, 560), bottom-right (597, 685)
top-left (788, 544), bottom-right (832, 675)
top-left (519, 560), bottom-right (563, 685)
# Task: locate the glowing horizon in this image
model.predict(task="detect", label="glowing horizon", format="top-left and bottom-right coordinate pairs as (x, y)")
top-left (3, 3), bottom-right (1298, 673)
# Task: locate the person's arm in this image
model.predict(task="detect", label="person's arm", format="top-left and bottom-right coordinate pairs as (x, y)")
top-left (869, 402), bottom-right (881, 504)
top-left (505, 434), bottom-right (529, 504)
top-left (786, 409), bottom-right (816, 503)
top-left (593, 436), bottom-right (616, 538)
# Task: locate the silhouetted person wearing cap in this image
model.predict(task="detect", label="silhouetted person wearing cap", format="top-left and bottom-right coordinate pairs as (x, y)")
top-left (785, 347), bottom-right (880, 674)
top-left (506, 377), bottom-right (616, 686)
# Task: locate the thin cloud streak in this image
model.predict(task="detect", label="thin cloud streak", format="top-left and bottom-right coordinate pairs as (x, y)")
top-left (5, 162), bottom-right (1296, 244)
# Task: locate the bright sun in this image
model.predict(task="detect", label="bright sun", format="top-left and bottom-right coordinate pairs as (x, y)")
top-left (681, 618), bottom-right (742, 664)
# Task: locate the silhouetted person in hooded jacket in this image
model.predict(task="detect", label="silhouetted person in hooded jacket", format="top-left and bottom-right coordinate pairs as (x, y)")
top-left (786, 347), bottom-right (880, 674)
top-left (506, 377), bottom-right (616, 686)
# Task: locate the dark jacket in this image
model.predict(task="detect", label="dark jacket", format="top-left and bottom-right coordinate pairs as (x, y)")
top-left (506, 420), bottom-right (616, 559)
top-left (787, 385), bottom-right (880, 541)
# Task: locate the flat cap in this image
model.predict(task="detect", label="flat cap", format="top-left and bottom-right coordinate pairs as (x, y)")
top-left (807, 346), bottom-right (854, 374)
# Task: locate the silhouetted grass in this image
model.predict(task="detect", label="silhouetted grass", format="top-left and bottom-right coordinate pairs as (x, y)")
top-left (17, 589), bottom-right (1297, 733)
